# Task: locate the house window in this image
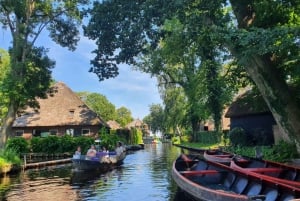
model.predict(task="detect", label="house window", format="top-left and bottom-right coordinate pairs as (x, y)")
top-left (69, 109), bottom-right (75, 118)
top-left (82, 129), bottom-right (90, 136)
top-left (49, 129), bottom-right (58, 136)
top-left (15, 130), bottom-right (24, 137)
top-left (66, 128), bottom-right (74, 137)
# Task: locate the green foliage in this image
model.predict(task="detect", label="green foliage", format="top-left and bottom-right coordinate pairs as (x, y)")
top-left (73, 136), bottom-right (94, 154)
top-left (229, 127), bottom-right (248, 146)
top-left (224, 141), bottom-right (299, 163)
top-left (268, 141), bottom-right (299, 162)
top-left (6, 138), bottom-right (29, 154)
top-left (57, 135), bottom-right (75, 153)
top-left (99, 128), bottom-right (121, 150)
top-left (172, 136), bottom-right (180, 145)
top-left (31, 136), bottom-right (94, 154)
top-left (0, 148), bottom-right (22, 165)
top-left (116, 107), bottom-right (133, 127)
top-left (83, 0), bottom-right (300, 148)
top-left (143, 104), bottom-right (165, 134)
top-left (0, 0), bottom-right (90, 147)
top-left (128, 128), bottom-right (143, 145)
top-left (195, 131), bottom-right (222, 144)
top-left (0, 49), bottom-right (10, 120)
top-left (79, 92), bottom-right (117, 121)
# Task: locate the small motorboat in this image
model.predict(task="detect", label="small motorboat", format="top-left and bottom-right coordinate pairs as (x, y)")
top-left (172, 154), bottom-right (300, 201)
top-left (72, 151), bottom-right (126, 171)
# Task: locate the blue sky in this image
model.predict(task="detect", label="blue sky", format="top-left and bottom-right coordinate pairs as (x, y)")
top-left (0, 29), bottom-right (162, 119)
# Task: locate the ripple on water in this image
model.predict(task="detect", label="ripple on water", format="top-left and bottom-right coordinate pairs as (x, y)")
top-left (1, 144), bottom-right (195, 201)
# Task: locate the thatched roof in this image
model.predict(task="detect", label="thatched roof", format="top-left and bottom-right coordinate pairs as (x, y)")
top-left (107, 120), bottom-right (121, 130)
top-left (13, 82), bottom-right (108, 127)
top-left (126, 119), bottom-right (144, 129)
top-left (225, 89), bottom-right (270, 118)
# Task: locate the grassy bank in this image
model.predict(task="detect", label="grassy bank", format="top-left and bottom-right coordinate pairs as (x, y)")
top-left (180, 141), bottom-right (299, 163)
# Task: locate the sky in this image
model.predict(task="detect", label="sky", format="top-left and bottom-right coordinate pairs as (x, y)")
top-left (0, 29), bottom-right (162, 120)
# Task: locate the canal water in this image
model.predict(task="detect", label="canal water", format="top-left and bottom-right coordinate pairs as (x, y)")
top-left (0, 143), bottom-right (195, 201)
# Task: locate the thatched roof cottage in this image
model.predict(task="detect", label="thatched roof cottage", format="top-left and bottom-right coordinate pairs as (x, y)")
top-left (12, 82), bottom-right (108, 138)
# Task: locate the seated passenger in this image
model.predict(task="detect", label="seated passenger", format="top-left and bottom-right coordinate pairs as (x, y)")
top-left (115, 141), bottom-right (125, 156)
top-left (86, 145), bottom-right (97, 159)
top-left (73, 146), bottom-right (81, 159)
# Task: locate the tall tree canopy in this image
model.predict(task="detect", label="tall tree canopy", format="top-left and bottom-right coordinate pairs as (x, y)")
top-left (0, 0), bottom-right (89, 147)
top-left (85, 0), bottom-right (300, 147)
top-left (77, 92), bottom-right (117, 122)
top-left (143, 104), bottom-right (165, 134)
top-left (116, 107), bottom-right (133, 127)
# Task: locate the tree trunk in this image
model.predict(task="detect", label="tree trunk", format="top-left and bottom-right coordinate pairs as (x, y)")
top-left (191, 116), bottom-right (201, 141)
top-left (230, 0), bottom-right (300, 148)
top-left (0, 101), bottom-right (18, 148)
top-left (244, 55), bottom-right (300, 144)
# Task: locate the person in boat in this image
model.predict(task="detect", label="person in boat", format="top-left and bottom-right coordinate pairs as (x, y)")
top-left (75, 146), bottom-right (81, 155)
top-left (86, 145), bottom-right (97, 159)
top-left (100, 146), bottom-right (110, 163)
top-left (101, 146), bottom-right (109, 155)
top-left (73, 146), bottom-right (81, 159)
top-left (115, 141), bottom-right (125, 157)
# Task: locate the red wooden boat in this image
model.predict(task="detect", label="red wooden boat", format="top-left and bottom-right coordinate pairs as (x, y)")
top-left (203, 149), bottom-right (300, 188)
top-left (230, 158), bottom-right (300, 188)
top-left (172, 154), bottom-right (300, 201)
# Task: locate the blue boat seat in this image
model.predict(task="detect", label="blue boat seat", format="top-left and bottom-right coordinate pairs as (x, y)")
top-left (278, 193), bottom-right (295, 201)
top-left (192, 160), bottom-right (208, 171)
top-left (243, 181), bottom-right (262, 196)
top-left (223, 172), bottom-right (236, 189)
top-left (262, 187), bottom-right (278, 201)
top-left (230, 176), bottom-right (248, 194)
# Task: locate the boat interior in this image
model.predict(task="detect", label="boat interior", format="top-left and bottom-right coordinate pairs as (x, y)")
top-left (176, 156), bottom-right (299, 201)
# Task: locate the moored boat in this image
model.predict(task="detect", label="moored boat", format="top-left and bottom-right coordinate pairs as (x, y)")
top-left (230, 158), bottom-right (300, 188)
top-left (203, 149), bottom-right (235, 164)
top-left (72, 151), bottom-right (126, 171)
top-left (172, 154), bottom-right (300, 201)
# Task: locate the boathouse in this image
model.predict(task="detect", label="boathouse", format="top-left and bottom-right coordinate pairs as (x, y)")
top-left (225, 89), bottom-right (276, 145)
top-left (12, 82), bottom-right (108, 138)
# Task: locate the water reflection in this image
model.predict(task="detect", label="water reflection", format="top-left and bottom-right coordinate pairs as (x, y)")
top-left (1, 143), bottom-right (195, 201)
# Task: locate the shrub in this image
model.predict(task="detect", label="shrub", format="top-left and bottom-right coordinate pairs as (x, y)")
top-left (6, 138), bottom-right (29, 154)
top-left (195, 131), bottom-right (222, 144)
top-left (268, 141), bottom-right (299, 162)
top-left (73, 136), bottom-right (94, 153)
top-left (0, 149), bottom-right (22, 165)
top-left (229, 127), bottom-right (248, 146)
top-left (57, 135), bottom-right (75, 153)
top-left (30, 137), bottom-right (43, 152)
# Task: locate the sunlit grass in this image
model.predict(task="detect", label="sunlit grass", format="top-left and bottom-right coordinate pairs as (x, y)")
top-left (180, 142), bottom-right (220, 149)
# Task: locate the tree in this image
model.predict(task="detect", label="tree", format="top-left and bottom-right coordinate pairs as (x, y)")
top-left (77, 92), bottom-right (116, 122)
top-left (227, 1), bottom-right (300, 145)
top-left (116, 107), bottom-right (133, 127)
top-left (84, 0), bottom-right (300, 147)
top-left (0, 0), bottom-right (89, 147)
top-left (143, 104), bottom-right (165, 134)
top-left (162, 87), bottom-right (190, 136)
top-left (0, 49), bottom-right (10, 121)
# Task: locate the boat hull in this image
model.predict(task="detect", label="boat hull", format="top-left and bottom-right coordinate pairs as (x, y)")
top-left (72, 152), bottom-right (126, 171)
top-left (172, 154), bottom-right (300, 201)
